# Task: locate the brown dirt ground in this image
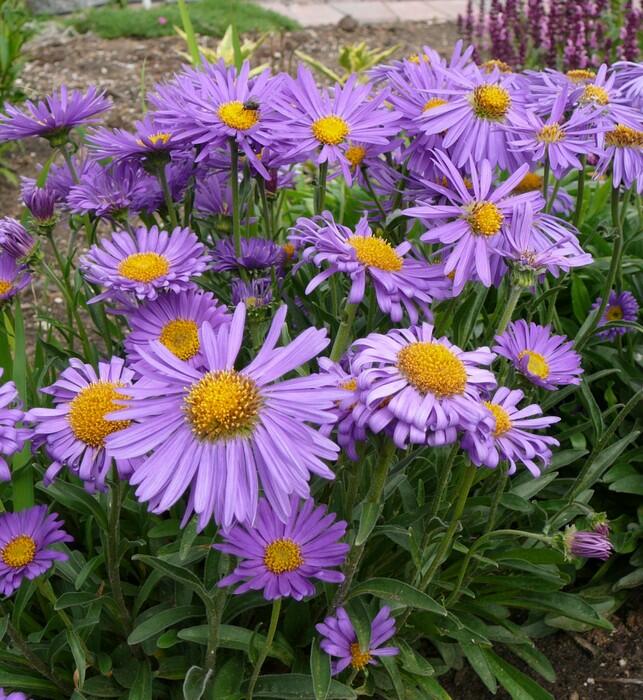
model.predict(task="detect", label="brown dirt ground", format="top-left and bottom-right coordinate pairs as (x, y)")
top-left (1, 22), bottom-right (642, 700)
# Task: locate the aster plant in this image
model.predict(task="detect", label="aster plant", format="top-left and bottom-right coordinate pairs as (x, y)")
top-left (0, 29), bottom-right (640, 700)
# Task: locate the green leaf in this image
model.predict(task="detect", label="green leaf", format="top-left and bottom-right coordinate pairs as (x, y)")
top-left (178, 625), bottom-right (294, 666)
top-left (347, 578), bottom-right (446, 616)
top-left (41, 481), bottom-right (108, 531)
top-left (354, 502), bottom-right (381, 546)
top-left (380, 655), bottom-right (404, 700)
top-left (613, 568), bottom-right (643, 591)
top-left (507, 644), bottom-right (556, 683)
top-left (132, 555), bottom-right (208, 600)
top-left (461, 643), bottom-right (496, 694)
top-left (0, 672), bottom-right (59, 697)
top-left (415, 676), bottom-right (452, 700)
top-left (66, 629), bottom-right (88, 689)
top-left (128, 605), bottom-right (203, 645)
top-left (129, 660), bottom-right (153, 700)
top-left (310, 639), bottom-right (331, 700)
top-left (82, 675), bottom-right (123, 697)
top-left (397, 639), bottom-right (434, 678)
top-left (176, 0), bottom-right (200, 65)
top-left (484, 650), bottom-right (554, 700)
top-left (579, 381), bottom-right (604, 439)
top-left (249, 674), bottom-right (356, 699)
top-left (182, 665), bottom-right (212, 700)
top-left (608, 475), bottom-right (643, 495)
top-left (571, 274), bottom-right (590, 323)
top-left (55, 591), bottom-right (105, 610)
top-left (179, 517), bottom-right (199, 560)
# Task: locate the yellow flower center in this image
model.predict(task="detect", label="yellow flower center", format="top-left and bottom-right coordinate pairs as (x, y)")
top-left (580, 85), bottom-right (609, 105)
top-left (566, 69), bottom-right (596, 83)
top-left (484, 401), bottom-right (512, 437)
top-left (467, 201), bottom-right (504, 236)
top-left (397, 342), bottom-right (467, 398)
top-left (348, 236), bottom-right (403, 272)
top-left (0, 280), bottom-right (13, 295)
top-left (350, 643), bottom-right (373, 671)
top-left (68, 381), bottom-right (131, 448)
top-left (311, 115), bottom-right (350, 145)
top-left (1, 534), bottom-right (37, 568)
top-left (137, 131), bottom-right (172, 147)
top-left (472, 84), bottom-right (511, 121)
top-left (481, 59), bottom-right (513, 74)
top-left (514, 172), bottom-right (543, 193)
top-left (263, 538), bottom-right (304, 574)
top-left (345, 144), bottom-right (367, 168)
top-left (160, 319), bottom-right (200, 361)
top-left (605, 305), bottom-right (623, 322)
top-left (282, 242), bottom-right (295, 260)
top-left (184, 370), bottom-right (262, 441)
top-left (340, 378), bottom-right (357, 392)
top-left (423, 97), bottom-right (448, 112)
top-left (537, 124), bottom-right (564, 143)
top-left (605, 124), bottom-right (643, 148)
top-left (518, 350), bottom-right (550, 379)
top-left (118, 252), bottom-right (170, 283)
top-left (217, 101), bottom-right (259, 131)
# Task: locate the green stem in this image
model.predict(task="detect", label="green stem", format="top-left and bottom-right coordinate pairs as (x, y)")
top-left (329, 302), bottom-right (358, 362)
top-left (61, 145), bottom-right (95, 244)
top-left (331, 439), bottom-right (397, 610)
top-left (204, 585), bottom-right (226, 677)
top-left (257, 178), bottom-right (274, 240)
top-left (575, 186), bottom-right (624, 351)
top-left (545, 178), bottom-right (560, 214)
top-left (230, 139), bottom-right (242, 258)
top-left (106, 482), bottom-right (132, 635)
top-left (542, 154), bottom-right (550, 200)
top-left (314, 161), bottom-right (329, 215)
top-left (495, 284), bottom-right (522, 336)
top-left (429, 444), bottom-right (459, 520)
top-left (247, 598), bottom-right (282, 700)
top-left (157, 164), bottom-right (178, 229)
top-left (572, 156), bottom-right (586, 228)
top-left (0, 601), bottom-right (72, 695)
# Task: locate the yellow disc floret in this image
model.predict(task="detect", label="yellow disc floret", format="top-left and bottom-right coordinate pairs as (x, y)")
top-left (537, 124), bottom-right (564, 143)
top-left (264, 538), bottom-right (304, 574)
top-left (605, 124), bottom-right (643, 148)
top-left (311, 115), bottom-right (350, 145)
top-left (580, 85), bottom-right (609, 106)
top-left (518, 350), bottom-right (550, 379)
top-left (1, 534), bottom-right (37, 568)
top-left (605, 305), bottom-right (623, 322)
top-left (350, 643), bottom-right (373, 671)
top-left (423, 97), bottom-right (448, 112)
top-left (137, 132), bottom-right (172, 147)
top-left (481, 59), bottom-right (513, 74)
top-left (68, 381), bottom-right (131, 448)
top-left (185, 370), bottom-right (262, 441)
top-left (160, 319), bottom-right (200, 361)
top-left (118, 252), bottom-right (170, 283)
top-left (348, 236), bottom-right (403, 271)
top-left (340, 378), bottom-right (357, 392)
top-left (472, 84), bottom-right (511, 121)
top-left (566, 69), bottom-right (596, 84)
top-left (467, 201), bottom-right (504, 236)
top-left (514, 172), bottom-right (543, 193)
top-left (484, 401), bottom-right (512, 437)
top-left (397, 342), bottom-right (467, 398)
top-left (217, 101), bottom-right (259, 131)
top-left (0, 280), bottom-right (13, 296)
top-left (345, 144), bottom-right (367, 168)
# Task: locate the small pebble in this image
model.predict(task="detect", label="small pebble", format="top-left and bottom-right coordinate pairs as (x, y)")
top-left (569, 692), bottom-right (579, 700)
top-left (618, 658), bottom-right (627, 667)
top-left (587, 677), bottom-right (595, 685)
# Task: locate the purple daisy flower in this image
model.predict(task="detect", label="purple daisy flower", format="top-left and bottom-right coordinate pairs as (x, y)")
top-left (0, 218), bottom-right (36, 260)
top-left (0, 506), bottom-right (71, 596)
top-left (593, 290), bottom-right (639, 341)
top-left (274, 67), bottom-right (401, 184)
top-left (124, 288), bottom-right (229, 368)
top-left (613, 60), bottom-right (643, 101)
top-left (106, 304), bottom-right (342, 529)
top-left (22, 185), bottom-right (57, 224)
top-left (150, 61), bottom-right (283, 179)
top-left (316, 606), bottom-right (398, 676)
top-left (502, 203), bottom-right (592, 278)
top-left (80, 225), bottom-right (210, 302)
top-left (231, 277), bottom-right (273, 309)
top-left (0, 252), bottom-right (30, 302)
top-left (38, 151), bottom-right (102, 203)
top-left (493, 320), bottom-right (583, 390)
top-left (507, 87), bottom-right (602, 177)
top-left (352, 322), bottom-right (496, 448)
top-left (404, 151), bottom-right (540, 293)
top-left (26, 357), bottom-right (138, 492)
top-left (0, 86), bottom-right (110, 143)
top-left (318, 357), bottom-right (367, 461)
top-left (211, 237), bottom-right (282, 273)
top-left (215, 495), bottom-right (348, 600)
top-left (462, 387), bottom-right (560, 477)
top-left (0, 690), bottom-right (29, 700)
top-left (564, 526), bottom-right (612, 561)
top-left (87, 115), bottom-right (183, 166)
top-left (0, 369), bottom-right (30, 483)
top-left (291, 212), bottom-right (446, 323)
top-left (194, 171), bottom-right (233, 217)
top-left (66, 161), bottom-right (158, 220)
top-left (594, 124), bottom-right (643, 193)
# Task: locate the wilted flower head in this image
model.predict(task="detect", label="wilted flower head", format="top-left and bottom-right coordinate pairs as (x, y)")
top-left (593, 290), bottom-right (639, 340)
top-left (216, 496), bottom-right (349, 600)
top-left (0, 86), bottom-right (110, 144)
top-left (0, 218), bottom-right (35, 260)
top-left (564, 526), bottom-right (613, 561)
top-left (0, 506), bottom-right (72, 596)
top-left (316, 606), bottom-right (398, 676)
